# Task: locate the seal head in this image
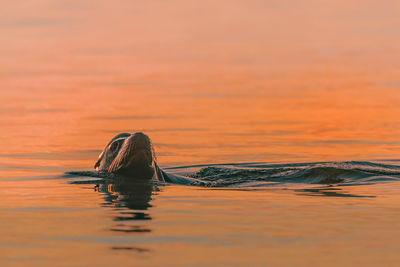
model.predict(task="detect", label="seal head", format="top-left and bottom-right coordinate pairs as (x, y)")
top-left (95, 132), bottom-right (166, 181)
top-left (94, 133), bottom-right (131, 171)
top-left (108, 132), bottom-right (155, 178)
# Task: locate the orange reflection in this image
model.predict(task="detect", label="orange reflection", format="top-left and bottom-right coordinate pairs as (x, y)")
top-left (0, 0), bottom-right (399, 178)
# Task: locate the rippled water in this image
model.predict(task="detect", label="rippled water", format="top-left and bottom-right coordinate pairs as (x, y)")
top-left (1, 0), bottom-right (400, 266)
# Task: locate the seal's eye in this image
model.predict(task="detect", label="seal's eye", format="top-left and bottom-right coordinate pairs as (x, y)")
top-left (110, 141), bottom-right (120, 152)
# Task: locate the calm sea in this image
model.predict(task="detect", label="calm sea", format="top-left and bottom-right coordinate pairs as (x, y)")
top-left (1, 1), bottom-right (400, 266)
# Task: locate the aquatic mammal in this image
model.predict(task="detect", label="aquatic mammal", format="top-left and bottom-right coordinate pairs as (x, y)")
top-left (94, 132), bottom-right (208, 185)
top-left (94, 132), bottom-right (167, 181)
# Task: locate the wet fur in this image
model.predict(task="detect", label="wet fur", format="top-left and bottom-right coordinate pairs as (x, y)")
top-left (96, 132), bottom-right (164, 180)
top-left (108, 134), bottom-right (154, 177)
top-left (94, 133), bottom-right (130, 170)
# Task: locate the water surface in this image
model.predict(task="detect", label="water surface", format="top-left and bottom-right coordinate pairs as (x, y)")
top-left (1, 0), bottom-right (400, 266)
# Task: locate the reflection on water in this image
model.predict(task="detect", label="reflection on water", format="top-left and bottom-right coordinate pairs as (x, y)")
top-left (96, 178), bottom-right (153, 209)
top-left (1, 177), bottom-right (400, 265)
top-left (0, 0), bottom-right (400, 265)
top-left (295, 187), bottom-right (376, 198)
top-left (95, 176), bottom-right (155, 235)
top-left (70, 175), bottom-right (156, 252)
top-left (111, 246), bottom-right (151, 252)
top-left (1, 1), bottom-right (400, 179)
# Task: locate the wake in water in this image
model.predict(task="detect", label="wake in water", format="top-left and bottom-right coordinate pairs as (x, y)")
top-left (180, 161), bottom-right (400, 187)
top-left (71, 132), bottom-right (398, 187)
top-left (66, 161), bottom-right (400, 187)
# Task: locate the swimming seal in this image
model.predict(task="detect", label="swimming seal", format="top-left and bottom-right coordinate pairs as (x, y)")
top-left (95, 132), bottom-right (209, 185)
top-left (95, 132), bottom-right (167, 182)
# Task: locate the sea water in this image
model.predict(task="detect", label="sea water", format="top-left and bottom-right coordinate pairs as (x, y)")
top-left (1, 0), bottom-right (400, 266)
